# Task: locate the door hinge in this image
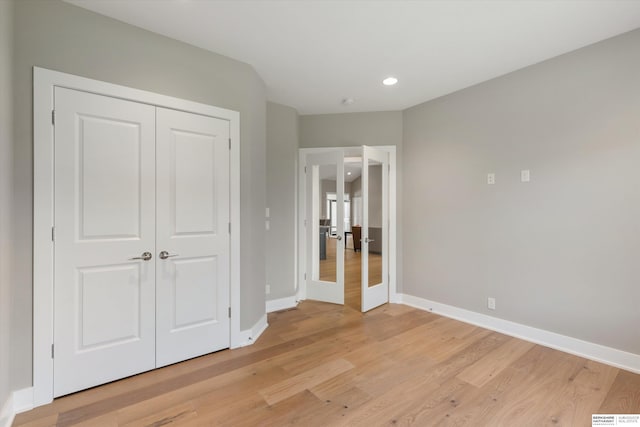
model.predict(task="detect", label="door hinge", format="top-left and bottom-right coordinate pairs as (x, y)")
top-left (304, 273), bottom-right (307, 280)
top-left (51, 344), bottom-right (54, 359)
top-left (304, 219), bottom-right (306, 227)
top-left (304, 166), bottom-right (307, 173)
top-left (228, 307), bottom-right (231, 318)
top-left (51, 226), bottom-right (55, 242)
top-left (229, 138), bottom-right (231, 150)
top-left (51, 110), bottom-right (55, 125)
top-left (228, 222), bottom-right (231, 234)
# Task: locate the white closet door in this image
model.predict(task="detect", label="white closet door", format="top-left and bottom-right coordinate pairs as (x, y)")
top-left (53, 87), bottom-right (157, 397)
top-left (155, 108), bottom-right (230, 367)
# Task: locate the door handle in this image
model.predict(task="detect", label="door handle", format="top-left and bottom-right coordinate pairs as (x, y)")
top-left (364, 237), bottom-right (375, 243)
top-left (129, 251), bottom-right (152, 261)
top-left (159, 251), bottom-right (179, 260)
top-left (328, 235), bottom-right (342, 241)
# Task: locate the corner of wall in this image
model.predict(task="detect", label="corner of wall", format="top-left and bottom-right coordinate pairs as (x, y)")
top-left (0, 387), bottom-right (34, 427)
top-left (0, 393), bottom-right (13, 427)
top-left (234, 313), bottom-right (268, 348)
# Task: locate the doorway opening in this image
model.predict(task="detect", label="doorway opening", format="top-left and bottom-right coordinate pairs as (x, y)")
top-left (298, 146), bottom-right (396, 313)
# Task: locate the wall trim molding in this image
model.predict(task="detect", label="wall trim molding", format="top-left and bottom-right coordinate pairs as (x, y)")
top-left (0, 393), bottom-right (13, 427)
top-left (235, 314), bottom-right (269, 348)
top-left (0, 387), bottom-right (35, 427)
top-left (399, 293), bottom-right (640, 374)
top-left (266, 296), bottom-right (298, 313)
top-left (13, 388), bottom-right (33, 414)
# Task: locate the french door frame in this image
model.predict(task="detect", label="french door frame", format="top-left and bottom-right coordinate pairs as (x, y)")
top-left (33, 67), bottom-right (241, 407)
top-left (297, 146), bottom-right (397, 305)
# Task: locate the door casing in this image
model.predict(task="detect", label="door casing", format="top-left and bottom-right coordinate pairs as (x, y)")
top-left (297, 146), bottom-right (398, 305)
top-left (33, 67), bottom-right (241, 407)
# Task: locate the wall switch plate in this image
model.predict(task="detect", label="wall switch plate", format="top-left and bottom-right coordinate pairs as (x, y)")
top-left (488, 297), bottom-right (496, 310)
top-left (265, 220), bottom-right (270, 231)
top-left (487, 173), bottom-right (496, 185)
top-left (521, 170), bottom-right (530, 182)
top-left (266, 207), bottom-right (270, 218)
top-left (266, 285), bottom-right (271, 295)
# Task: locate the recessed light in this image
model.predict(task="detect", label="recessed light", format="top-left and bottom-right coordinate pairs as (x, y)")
top-left (382, 76), bottom-right (398, 86)
top-left (347, 172), bottom-right (352, 176)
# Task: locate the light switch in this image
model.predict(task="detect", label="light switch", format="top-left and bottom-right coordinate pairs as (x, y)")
top-left (521, 170), bottom-right (530, 182)
top-left (266, 207), bottom-right (270, 218)
top-left (265, 220), bottom-right (270, 231)
top-left (487, 173), bottom-right (496, 185)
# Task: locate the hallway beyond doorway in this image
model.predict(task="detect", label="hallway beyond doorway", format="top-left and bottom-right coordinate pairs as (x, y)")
top-left (319, 236), bottom-right (383, 311)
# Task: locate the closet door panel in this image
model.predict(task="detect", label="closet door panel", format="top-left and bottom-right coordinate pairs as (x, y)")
top-left (53, 87), bottom-right (157, 397)
top-left (155, 108), bottom-right (231, 367)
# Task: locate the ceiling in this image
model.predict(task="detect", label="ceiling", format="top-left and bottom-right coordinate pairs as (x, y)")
top-left (66, 0), bottom-right (640, 115)
top-left (320, 162), bottom-right (362, 183)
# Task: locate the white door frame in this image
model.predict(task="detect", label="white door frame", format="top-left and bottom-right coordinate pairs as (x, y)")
top-left (33, 67), bottom-right (241, 407)
top-left (297, 146), bottom-right (397, 304)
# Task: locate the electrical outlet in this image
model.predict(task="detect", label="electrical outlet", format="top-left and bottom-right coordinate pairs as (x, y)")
top-left (521, 169), bottom-right (530, 182)
top-left (487, 173), bottom-right (496, 185)
top-left (487, 297), bottom-right (496, 310)
top-left (266, 285), bottom-right (271, 295)
top-left (265, 220), bottom-right (270, 231)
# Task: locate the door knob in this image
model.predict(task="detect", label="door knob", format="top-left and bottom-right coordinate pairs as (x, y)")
top-left (364, 237), bottom-right (375, 243)
top-left (159, 251), bottom-right (179, 260)
top-left (329, 234), bottom-right (342, 241)
top-left (129, 251), bottom-right (152, 261)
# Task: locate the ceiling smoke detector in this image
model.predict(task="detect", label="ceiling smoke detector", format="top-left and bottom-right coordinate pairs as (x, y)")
top-left (341, 97), bottom-right (355, 106)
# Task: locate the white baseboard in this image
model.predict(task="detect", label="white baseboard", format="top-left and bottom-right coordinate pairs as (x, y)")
top-left (0, 393), bottom-right (13, 427)
top-left (13, 388), bottom-right (33, 414)
top-left (389, 291), bottom-right (402, 304)
top-left (234, 313), bottom-right (269, 348)
top-left (399, 293), bottom-right (640, 374)
top-left (0, 387), bottom-right (34, 427)
top-left (266, 296), bottom-right (298, 313)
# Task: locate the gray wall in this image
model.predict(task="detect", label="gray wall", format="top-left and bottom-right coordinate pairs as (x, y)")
top-left (0, 0), bottom-right (14, 410)
top-left (12, 0), bottom-right (267, 390)
top-left (300, 111), bottom-right (404, 290)
top-left (266, 102), bottom-right (299, 300)
top-left (403, 28), bottom-right (640, 355)
top-left (300, 111), bottom-right (403, 149)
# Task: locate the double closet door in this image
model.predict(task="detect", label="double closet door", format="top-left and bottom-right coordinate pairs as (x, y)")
top-left (53, 87), bottom-right (230, 397)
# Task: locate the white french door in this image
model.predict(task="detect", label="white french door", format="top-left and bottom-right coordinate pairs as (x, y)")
top-left (361, 146), bottom-right (389, 312)
top-left (305, 151), bottom-right (345, 304)
top-left (53, 88), bottom-right (230, 397)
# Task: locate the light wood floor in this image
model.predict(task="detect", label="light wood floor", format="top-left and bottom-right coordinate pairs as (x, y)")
top-left (14, 301), bottom-right (640, 426)
top-left (320, 235), bottom-right (382, 312)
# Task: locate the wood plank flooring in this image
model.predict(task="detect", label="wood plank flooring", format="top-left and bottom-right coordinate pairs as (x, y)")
top-left (14, 301), bottom-right (640, 426)
top-left (320, 235), bottom-right (382, 312)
